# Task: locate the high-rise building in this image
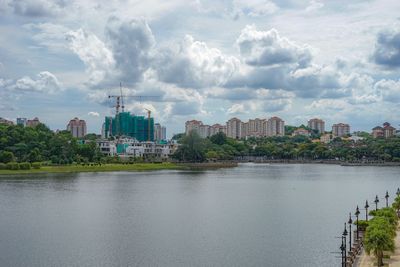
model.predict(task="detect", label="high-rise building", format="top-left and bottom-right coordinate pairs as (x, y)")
top-left (198, 124), bottom-right (210, 138)
top-left (247, 118), bottom-right (265, 137)
top-left (332, 123), bottom-right (350, 137)
top-left (154, 123), bottom-right (167, 141)
top-left (241, 121), bottom-right (249, 138)
top-left (67, 117), bottom-right (87, 138)
top-left (265, 117), bottom-right (285, 136)
top-left (209, 124), bottom-right (227, 136)
top-left (308, 118), bottom-right (325, 134)
top-left (0, 117), bottom-right (14, 125)
top-left (26, 117), bottom-right (41, 127)
top-left (104, 112), bottom-right (154, 141)
top-left (226, 118), bottom-right (242, 139)
top-left (185, 120), bottom-right (203, 135)
top-left (16, 118), bottom-right (27, 126)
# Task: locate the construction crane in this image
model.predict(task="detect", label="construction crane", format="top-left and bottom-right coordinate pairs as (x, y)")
top-left (145, 108), bottom-right (152, 142)
top-left (107, 84), bottom-right (160, 139)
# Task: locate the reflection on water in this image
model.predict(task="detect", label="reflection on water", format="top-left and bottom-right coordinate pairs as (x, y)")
top-left (0, 164), bottom-right (399, 267)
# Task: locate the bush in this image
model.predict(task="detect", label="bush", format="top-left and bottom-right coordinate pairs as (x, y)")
top-left (0, 163), bottom-right (6, 170)
top-left (6, 162), bottom-right (20, 170)
top-left (354, 220), bottom-right (369, 231)
top-left (19, 162), bottom-right (31, 170)
top-left (31, 162), bottom-right (41, 169)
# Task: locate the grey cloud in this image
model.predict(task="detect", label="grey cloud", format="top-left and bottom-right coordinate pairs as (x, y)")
top-left (105, 17), bottom-right (155, 86)
top-left (373, 27), bottom-right (400, 68)
top-left (237, 26), bottom-right (312, 67)
top-left (170, 101), bottom-right (202, 116)
top-left (6, 0), bottom-right (66, 17)
top-left (374, 79), bottom-right (400, 103)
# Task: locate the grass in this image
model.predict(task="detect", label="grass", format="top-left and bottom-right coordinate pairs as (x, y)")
top-left (0, 162), bottom-right (185, 175)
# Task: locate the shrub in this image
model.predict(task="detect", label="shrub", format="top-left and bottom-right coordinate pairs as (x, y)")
top-left (0, 163), bottom-right (6, 170)
top-left (6, 162), bottom-right (20, 170)
top-left (19, 162), bottom-right (31, 170)
top-left (31, 162), bottom-right (41, 169)
top-left (354, 220), bottom-right (369, 231)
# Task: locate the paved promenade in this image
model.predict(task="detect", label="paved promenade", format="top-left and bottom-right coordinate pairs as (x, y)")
top-left (358, 223), bottom-right (400, 267)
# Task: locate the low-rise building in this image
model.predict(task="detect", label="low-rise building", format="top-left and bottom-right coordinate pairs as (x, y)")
top-left (0, 117), bottom-right (14, 125)
top-left (26, 117), bottom-right (41, 127)
top-left (372, 122), bottom-right (396, 138)
top-left (16, 118), bottom-right (27, 126)
top-left (292, 128), bottom-right (310, 137)
top-left (320, 134), bottom-right (333, 143)
top-left (97, 138), bottom-right (177, 159)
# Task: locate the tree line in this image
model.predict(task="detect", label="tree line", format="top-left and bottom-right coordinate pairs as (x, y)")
top-left (172, 131), bottom-right (400, 162)
top-left (0, 123), bottom-right (102, 165)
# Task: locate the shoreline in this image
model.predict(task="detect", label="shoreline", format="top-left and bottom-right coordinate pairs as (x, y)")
top-left (0, 163), bottom-right (185, 175)
top-left (236, 159), bottom-right (400, 166)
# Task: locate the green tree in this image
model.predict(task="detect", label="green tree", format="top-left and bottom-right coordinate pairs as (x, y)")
top-left (0, 151), bottom-right (15, 163)
top-left (173, 131), bottom-right (206, 162)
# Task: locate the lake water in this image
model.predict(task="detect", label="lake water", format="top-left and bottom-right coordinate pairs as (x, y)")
top-left (1, 163), bottom-right (400, 267)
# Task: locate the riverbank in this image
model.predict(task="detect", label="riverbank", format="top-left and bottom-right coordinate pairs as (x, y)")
top-left (0, 163), bottom-right (184, 175)
top-left (236, 158), bottom-right (400, 166)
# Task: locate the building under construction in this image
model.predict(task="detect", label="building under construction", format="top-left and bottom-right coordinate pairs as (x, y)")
top-left (104, 112), bottom-right (154, 142)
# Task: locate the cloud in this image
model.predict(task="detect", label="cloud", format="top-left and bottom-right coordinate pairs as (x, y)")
top-left (12, 71), bottom-right (61, 93)
top-left (232, 0), bottom-right (278, 17)
top-left (6, 0), bottom-right (66, 17)
top-left (156, 35), bottom-right (240, 88)
top-left (305, 0), bottom-right (324, 12)
top-left (105, 17), bottom-right (155, 86)
top-left (227, 103), bottom-right (247, 114)
top-left (236, 26), bottom-right (312, 67)
top-left (194, 0), bottom-right (278, 19)
top-left (24, 23), bottom-right (70, 52)
top-left (374, 79), bottom-right (400, 103)
top-left (66, 29), bottom-right (115, 86)
top-left (372, 26), bottom-right (400, 68)
top-left (88, 111), bottom-right (100, 117)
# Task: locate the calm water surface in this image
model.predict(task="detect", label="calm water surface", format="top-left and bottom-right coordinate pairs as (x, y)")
top-left (1, 163), bottom-right (400, 267)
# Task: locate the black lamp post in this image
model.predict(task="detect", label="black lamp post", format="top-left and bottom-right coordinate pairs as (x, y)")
top-left (343, 223), bottom-right (348, 267)
top-left (348, 213), bottom-right (353, 252)
top-left (397, 188), bottom-right (400, 197)
top-left (385, 191), bottom-right (389, 208)
top-left (355, 206), bottom-right (360, 240)
top-left (365, 200), bottom-right (369, 221)
top-left (340, 237), bottom-right (345, 267)
top-left (374, 195), bottom-right (379, 211)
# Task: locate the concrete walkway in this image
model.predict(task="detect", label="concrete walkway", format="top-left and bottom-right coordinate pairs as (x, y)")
top-left (358, 223), bottom-right (400, 267)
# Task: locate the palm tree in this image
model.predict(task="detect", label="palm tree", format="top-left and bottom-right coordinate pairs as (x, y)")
top-left (364, 218), bottom-right (395, 266)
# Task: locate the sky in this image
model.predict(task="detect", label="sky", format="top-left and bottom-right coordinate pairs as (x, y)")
top-left (0, 0), bottom-right (400, 137)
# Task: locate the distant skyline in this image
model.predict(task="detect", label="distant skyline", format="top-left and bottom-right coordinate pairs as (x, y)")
top-left (1, 0), bottom-right (400, 136)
